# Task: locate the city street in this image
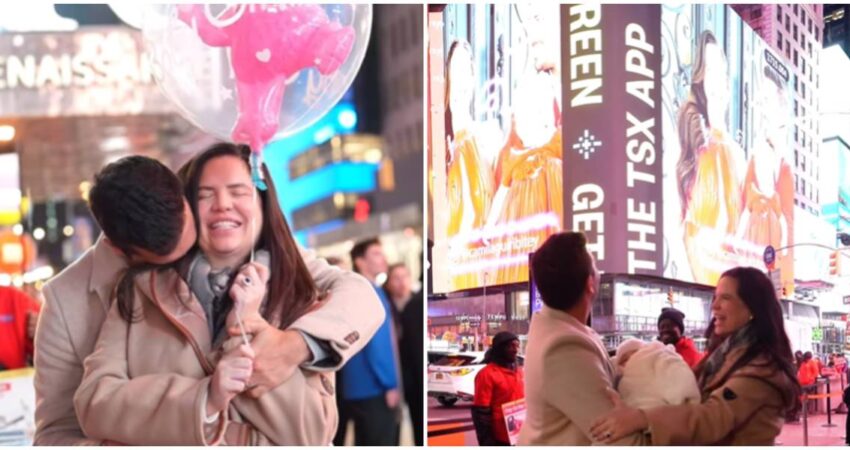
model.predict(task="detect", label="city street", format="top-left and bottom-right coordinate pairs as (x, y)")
top-left (779, 409), bottom-right (847, 446)
top-left (427, 397), bottom-right (477, 446)
top-left (428, 396), bottom-right (850, 446)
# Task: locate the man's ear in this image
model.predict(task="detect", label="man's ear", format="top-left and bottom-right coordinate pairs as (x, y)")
top-left (585, 273), bottom-right (596, 297)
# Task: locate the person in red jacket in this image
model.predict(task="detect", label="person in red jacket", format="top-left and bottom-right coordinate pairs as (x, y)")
top-left (471, 331), bottom-right (524, 446)
top-left (0, 285), bottom-right (41, 370)
top-left (657, 307), bottom-right (703, 368)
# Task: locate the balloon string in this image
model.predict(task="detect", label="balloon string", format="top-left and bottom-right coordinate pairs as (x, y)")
top-left (251, 186), bottom-right (256, 264)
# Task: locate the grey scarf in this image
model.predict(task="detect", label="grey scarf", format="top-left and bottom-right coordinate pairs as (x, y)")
top-left (186, 252), bottom-right (235, 345)
top-left (700, 323), bottom-right (758, 390)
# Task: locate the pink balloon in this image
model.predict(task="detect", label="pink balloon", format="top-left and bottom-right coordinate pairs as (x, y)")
top-left (177, 4), bottom-right (356, 152)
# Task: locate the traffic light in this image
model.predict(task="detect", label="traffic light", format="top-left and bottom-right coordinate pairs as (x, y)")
top-left (782, 286), bottom-right (787, 298)
top-left (830, 251), bottom-right (842, 276)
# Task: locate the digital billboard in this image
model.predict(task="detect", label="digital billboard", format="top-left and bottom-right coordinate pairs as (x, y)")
top-left (660, 4), bottom-right (795, 293)
top-left (428, 4), bottom-right (562, 293)
top-left (430, 4), bottom-right (801, 295)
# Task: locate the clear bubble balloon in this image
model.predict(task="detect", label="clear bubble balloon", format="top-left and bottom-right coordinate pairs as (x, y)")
top-left (142, 4), bottom-right (372, 152)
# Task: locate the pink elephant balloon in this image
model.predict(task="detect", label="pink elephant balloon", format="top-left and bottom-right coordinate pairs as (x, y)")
top-left (176, 4), bottom-right (355, 152)
top-left (143, 4), bottom-right (371, 157)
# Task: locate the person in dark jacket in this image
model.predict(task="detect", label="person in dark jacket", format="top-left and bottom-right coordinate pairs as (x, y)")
top-left (400, 291), bottom-right (423, 446)
top-left (658, 307), bottom-right (703, 368)
top-left (472, 331), bottom-right (524, 446)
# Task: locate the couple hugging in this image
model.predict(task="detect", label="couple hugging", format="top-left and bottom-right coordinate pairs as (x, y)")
top-left (34, 143), bottom-right (385, 445)
top-left (519, 232), bottom-right (800, 446)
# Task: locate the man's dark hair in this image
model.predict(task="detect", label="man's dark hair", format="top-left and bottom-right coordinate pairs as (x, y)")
top-left (88, 156), bottom-right (184, 257)
top-left (350, 237), bottom-right (381, 274)
top-left (531, 232), bottom-right (593, 311)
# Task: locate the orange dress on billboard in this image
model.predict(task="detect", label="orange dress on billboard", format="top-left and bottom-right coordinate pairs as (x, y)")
top-left (491, 129), bottom-right (563, 285)
top-left (682, 128), bottom-right (742, 285)
top-left (740, 156), bottom-right (794, 291)
top-left (447, 129), bottom-right (493, 290)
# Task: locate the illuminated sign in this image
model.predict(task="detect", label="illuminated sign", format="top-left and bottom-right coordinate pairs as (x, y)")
top-left (561, 4), bottom-right (663, 275)
top-left (428, 4), bottom-right (564, 293)
top-left (0, 27), bottom-right (176, 117)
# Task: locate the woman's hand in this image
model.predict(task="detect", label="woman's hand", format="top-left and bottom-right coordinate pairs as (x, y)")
top-left (230, 262), bottom-right (271, 321)
top-left (589, 388), bottom-right (649, 444)
top-left (207, 344), bottom-right (255, 416)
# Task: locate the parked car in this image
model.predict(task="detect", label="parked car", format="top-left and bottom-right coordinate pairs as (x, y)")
top-left (427, 350), bottom-right (524, 407)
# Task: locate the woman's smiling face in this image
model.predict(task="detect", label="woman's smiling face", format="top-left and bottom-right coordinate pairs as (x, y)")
top-left (196, 155), bottom-right (263, 267)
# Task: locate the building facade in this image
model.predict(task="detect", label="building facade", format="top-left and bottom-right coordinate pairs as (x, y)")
top-left (733, 4), bottom-right (824, 216)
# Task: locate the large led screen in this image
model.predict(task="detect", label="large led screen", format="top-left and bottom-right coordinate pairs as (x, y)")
top-left (661, 4), bottom-right (795, 293)
top-left (428, 4), bottom-right (562, 293)
top-left (430, 4), bottom-right (802, 295)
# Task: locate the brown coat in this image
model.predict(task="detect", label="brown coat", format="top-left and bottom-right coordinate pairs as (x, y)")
top-left (74, 268), bottom-right (338, 445)
top-left (518, 306), bottom-right (647, 445)
top-left (644, 346), bottom-right (794, 445)
top-left (34, 236), bottom-right (384, 445)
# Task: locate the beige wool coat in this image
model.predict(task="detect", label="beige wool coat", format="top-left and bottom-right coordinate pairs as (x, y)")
top-left (644, 345), bottom-right (794, 445)
top-left (34, 236), bottom-right (384, 445)
top-left (518, 305), bottom-right (647, 446)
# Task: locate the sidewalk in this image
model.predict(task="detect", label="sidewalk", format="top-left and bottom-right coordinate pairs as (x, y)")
top-left (778, 410), bottom-right (847, 446)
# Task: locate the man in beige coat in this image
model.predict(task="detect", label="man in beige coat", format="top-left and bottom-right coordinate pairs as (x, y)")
top-left (34, 156), bottom-right (384, 445)
top-left (518, 232), bottom-right (646, 446)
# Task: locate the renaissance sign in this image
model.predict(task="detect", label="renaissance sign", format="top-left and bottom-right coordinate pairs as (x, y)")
top-left (0, 27), bottom-right (182, 117)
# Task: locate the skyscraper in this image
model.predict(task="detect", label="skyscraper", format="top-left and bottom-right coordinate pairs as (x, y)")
top-left (733, 4), bottom-right (824, 215)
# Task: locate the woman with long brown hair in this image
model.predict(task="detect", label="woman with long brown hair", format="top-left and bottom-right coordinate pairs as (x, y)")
top-left (677, 30), bottom-right (744, 286)
top-left (444, 39), bottom-right (494, 290)
top-left (74, 143), bottom-right (345, 445)
top-left (590, 267), bottom-right (800, 445)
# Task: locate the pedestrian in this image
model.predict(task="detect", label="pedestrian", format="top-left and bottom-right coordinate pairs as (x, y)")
top-left (384, 262), bottom-right (413, 312)
top-left (844, 384), bottom-right (850, 445)
top-left (798, 352), bottom-right (819, 414)
top-left (471, 331), bottom-right (524, 446)
top-left (518, 232), bottom-right (647, 445)
top-left (400, 289), bottom-right (424, 446)
top-left (591, 266), bottom-right (800, 445)
top-left (0, 285), bottom-right (40, 370)
top-left (334, 238), bottom-right (401, 446)
top-left (657, 307), bottom-right (703, 368)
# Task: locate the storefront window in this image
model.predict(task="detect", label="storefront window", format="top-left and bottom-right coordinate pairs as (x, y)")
top-left (428, 293), bottom-right (506, 353)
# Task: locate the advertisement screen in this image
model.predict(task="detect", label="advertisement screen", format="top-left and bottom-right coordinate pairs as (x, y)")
top-left (430, 4), bottom-right (803, 295)
top-left (661, 4), bottom-right (795, 293)
top-left (428, 4), bottom-right (562, 293)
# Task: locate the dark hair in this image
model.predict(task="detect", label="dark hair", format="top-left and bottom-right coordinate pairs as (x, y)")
top-left (658, 307), bottom-right (686, 334)
top-left (444, 39), bottom-right (474, 143)
top-left (89, 156), bottom-right (184, 257)
top-left (483, 331), bottom-right (519, 365)
top-left (120, 143), bottom-right (319, 329)
top-left (712, 266), bottom-right (801, 412)
top-left (382, 262), bottom-right (408, 294)
top-left (350, 237), bottom-right (381, 275)
top-left (530, 232), bottom-right (593, 311)
top-left (676, 30), bottom-right (719, 218)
